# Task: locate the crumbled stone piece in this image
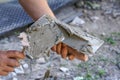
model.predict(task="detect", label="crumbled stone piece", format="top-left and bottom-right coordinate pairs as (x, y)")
top-left (12, 77), bottom-right (18, 80)
top-left (90, 16), bottom-right (99, 22)
top-left (117, 63), bottom-right (120, 70)
top-left (36, 57), bottom-right (46, 64)
top-left (22, 63), bottom-right (29, 69)
top-left (60, 67), bottom-right (69, 73)
top-left (74, 76), bottom-right (84, 80)
top-left (71, 16), bottom-right (85, 26)
top-left (15, 66), bottom-right (24, 74)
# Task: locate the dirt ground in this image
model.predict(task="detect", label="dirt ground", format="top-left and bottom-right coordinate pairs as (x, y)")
top-left (0, 0), bottom-right (120, 80)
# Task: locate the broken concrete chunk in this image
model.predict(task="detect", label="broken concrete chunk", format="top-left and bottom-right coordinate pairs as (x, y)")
top-left (74, 76), bottom-right (84, 80)
top-left (24, 15), bottom-right (104, 60)
top-left (22, 63), bottom-right (29, 69)
top-left (60, 67), bottom-right (69, 73)
top-left (71, 16), bottom-right (85, 26)
top-left (12, 77), bottom-right (18, 80)
top-left (90, 16), bottom-right (99, 22)
top-left (36, 57), bottom-right (46, 64)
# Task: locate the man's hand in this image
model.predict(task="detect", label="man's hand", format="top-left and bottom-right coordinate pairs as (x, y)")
top-left (0, 50), bottom-right (25, 76)
top-left (51, 42), bottom-right (75, 60)
top-left (51, 42), bottom-right (88, 61)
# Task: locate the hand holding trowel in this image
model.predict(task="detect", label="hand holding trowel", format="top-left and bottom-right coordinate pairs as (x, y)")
top-left (20, 15), bottom-right (104, 61)
top-left (51, 42), bottom-right (88, 61)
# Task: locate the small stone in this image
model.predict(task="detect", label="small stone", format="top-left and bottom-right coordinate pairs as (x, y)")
top-left (60, 67), bottom-right (69, 73)
top-left (104, 10), bottom-right (112, 15)
top-left (114, 49), bottom-right (120, 54)
top-left (92, 4), bottom-right (101, 10)
top-left (71, 17), bottom-right (85, 26)
top-left (101, 32), bottom-right (106, 36)
top-left (75, 1), bottom-right (84, 8)
top-left (84, 28), bottom-right (89, 32)
top-left (74, 77), bottom-right (84, 80)
top-left (12, 77), bottom-right (18, 80)
top-left (90, 16), bottom-right (99, 22)
top-left (15, 66), bottom-right (24, 74)
top-left (65, 73), bottom-right (70, 76)
top-left (22, 63), bottom-right (29, 69)
top-left (112, 11), bottom-right (120, 18)
top-left (117, 63), bottom-right (120, 70)
top-left (36, 57), bottom-right (46, 64)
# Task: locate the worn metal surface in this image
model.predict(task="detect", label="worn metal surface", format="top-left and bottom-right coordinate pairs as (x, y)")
top-left (26, 15), bottom-right (104, 59)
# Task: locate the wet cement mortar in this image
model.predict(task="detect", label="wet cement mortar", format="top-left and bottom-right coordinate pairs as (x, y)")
top-left (0, 0), bottom-right (120, 80)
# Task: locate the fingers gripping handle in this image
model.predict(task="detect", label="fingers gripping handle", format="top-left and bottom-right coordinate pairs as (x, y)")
top-left (66, 44), bottom-right (88, 61)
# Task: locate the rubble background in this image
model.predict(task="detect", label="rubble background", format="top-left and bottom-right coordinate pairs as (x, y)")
top-left (0, 0), bottom-right (120, 80)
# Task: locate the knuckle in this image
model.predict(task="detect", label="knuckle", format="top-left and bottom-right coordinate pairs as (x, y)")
top-left (5, 59), bottom-right (10, 64)
top-left (9, 59), bottom-right (19, 67)
top-left (9, 68), bottom-right (14, 72)
top-left (0, 72), bottom-right (8, 76)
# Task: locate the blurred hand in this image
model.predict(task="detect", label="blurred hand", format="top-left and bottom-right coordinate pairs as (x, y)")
top-left (51, 42), bottom-right (75, 60)
top-left (51, 42), bottom-right (88, 61)
top-left (0, 50), bottom-right (25, 76)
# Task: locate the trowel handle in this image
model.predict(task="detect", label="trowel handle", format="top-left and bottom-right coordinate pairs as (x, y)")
top-left (66, 44), bottom-right (88, 61)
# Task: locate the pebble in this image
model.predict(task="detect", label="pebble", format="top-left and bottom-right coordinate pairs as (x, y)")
top-left (114, 49), bottom-right (120, 54)
top-left (22, 63), bottom-right (29, 69)
top-left (112, 11), bottom-right (120, 18)
top-left (36, 57), bottom-right (46, 64)
top-left (90, 16), bottom-right (100, 22)
top-left (71, 17), bottom-right (85, 26)
top-left (117, 63), bottom-right (120, 70)
top-left (101, 32), bottom-right (106, 36)
top-left (15, 66), bottom-right (24, 74)
top-left (12, 77), bottom-right (18, 80)
top-left (60, 67), bottom-right (69, 73)
top-left (84, 28), bottom-right (89, 32)
top-left (73, 76), bottom-right (84, 80)
top-left (104, 9), bottom-right (112, 15)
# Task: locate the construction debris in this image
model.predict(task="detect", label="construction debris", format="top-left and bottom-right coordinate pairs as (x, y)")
top-left (117, 63), bottom-right (120, 70)
top-left (73, 76), bottom-right (84, 80)
top-left (25, 15), bottom-right (104, 61)
top-left (12, 77), bottom-right (18, 80)
top-left (36, 57), bottom-right (46, 64)
top-left (22, 63), bottom-right (29, 69)
top-left (71, 16), bottom-right (85, 26)
top-left (90, 16), bottom-right (100, 22)
top-left (60, 67), bottom-right (69, 73)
